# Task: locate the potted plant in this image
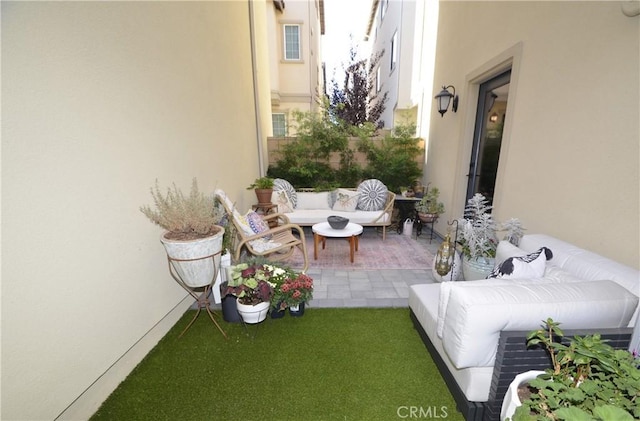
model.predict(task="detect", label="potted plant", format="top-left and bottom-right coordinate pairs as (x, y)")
top-left (504, 318), bottom-right (640, 421)
top-left (276, 272), bottom-right (314, 317)
top-left (415, 186), bottom-right (445, 223)
top-left (246, 177), bottom-right (275, 205)
top-left (140, 178), bottom-right (225, 288)
top-left (222, 259), bottom-right (279, 324)
top-left (457, 193), bottom-right (523, 280)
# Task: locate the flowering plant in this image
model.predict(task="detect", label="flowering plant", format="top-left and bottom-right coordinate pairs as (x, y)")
top-left (273, 273), bottom-right (314, 311)
top-left (222, 259), bottom-right (290, 305)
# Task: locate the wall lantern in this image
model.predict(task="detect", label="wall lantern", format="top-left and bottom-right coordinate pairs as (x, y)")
top-left (435, 85), bottom-right (459, 117)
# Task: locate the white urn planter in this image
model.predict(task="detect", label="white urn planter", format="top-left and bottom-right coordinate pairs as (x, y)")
top-left (462, 256), bottom-right (495, 281)
top-left (236, 300), bottom-right (270, 324)
top-left (500, 370), bottom-right (544, 421)
top-left (160, 227), bottom-right (225, 288)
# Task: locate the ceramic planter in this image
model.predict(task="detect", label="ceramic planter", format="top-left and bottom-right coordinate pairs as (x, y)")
top-left (462, 256), bottom-right (495, 281)
top-left (289, 302), bottom-right (306, 317)
top-left (500, 370), bottom-right (545, 421)
top-left (160, 227), bottom-right (225, 288)
top-left (236, 300), bottom-right (270, 324)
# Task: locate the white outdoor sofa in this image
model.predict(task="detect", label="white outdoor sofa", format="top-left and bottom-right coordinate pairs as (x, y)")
top-left (271, 178), bottom-right (395, 239)
top-left (409, 234), bottom-right (640, 420)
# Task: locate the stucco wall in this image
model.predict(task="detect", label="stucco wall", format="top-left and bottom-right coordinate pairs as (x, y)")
top-left (426, 1), bottom-right (639, 269)
top-left (2, 2), bottom-right (263, 419)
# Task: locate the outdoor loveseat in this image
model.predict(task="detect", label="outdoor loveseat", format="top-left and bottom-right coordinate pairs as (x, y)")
top-left (271, 178), bottom-right (395, 239)
top-left (409, 234), bottom-right (639, 420)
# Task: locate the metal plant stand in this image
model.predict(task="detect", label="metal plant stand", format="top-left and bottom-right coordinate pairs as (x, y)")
top-left (166, 252), bottom-right (228, 339)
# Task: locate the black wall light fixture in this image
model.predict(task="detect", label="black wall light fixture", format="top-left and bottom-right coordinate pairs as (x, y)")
top-left (435, 85), bottom-right (459, 117)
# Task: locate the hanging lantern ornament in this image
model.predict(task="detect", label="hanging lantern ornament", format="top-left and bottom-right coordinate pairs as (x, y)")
top-left (435, 232), bottom-right (455, 276)
top-left (432, 221), bottom-right (461, 282)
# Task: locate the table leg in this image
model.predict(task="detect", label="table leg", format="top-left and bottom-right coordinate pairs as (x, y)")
top-left (355, 235), bottom-right (359, 251)
top-left (349, 235), bottom-right (355, 263)
top-left (313, 233), bottom-right (320, 260)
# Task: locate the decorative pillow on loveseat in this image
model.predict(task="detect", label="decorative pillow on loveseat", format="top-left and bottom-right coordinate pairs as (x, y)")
top-left (273, 178), bottom-right (297, 207)
top-left (332, 188), bottom-right (360, 212)
top-left (356, 179), bottom-right (388, 211)
top-left (487, 247), bottom-right (553, 279)
top-left (272, 190), bottom-right (294, 213)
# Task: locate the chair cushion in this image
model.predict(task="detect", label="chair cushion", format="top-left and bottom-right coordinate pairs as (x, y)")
top-left (273, 178), bottom-right (297, 208)
top-left (245, 210), bottom-right (271, 239)
top-left (332, 189), bottom-right (360, 212)
top-left (357, 179), bottom-right (388, 211)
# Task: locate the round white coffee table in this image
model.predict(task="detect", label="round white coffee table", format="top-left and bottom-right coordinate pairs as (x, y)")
top-left (312, 222), bottom-right (363, 263)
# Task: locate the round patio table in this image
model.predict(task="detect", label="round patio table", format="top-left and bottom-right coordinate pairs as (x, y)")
top-left (312, 222), bottom-right (363, 263)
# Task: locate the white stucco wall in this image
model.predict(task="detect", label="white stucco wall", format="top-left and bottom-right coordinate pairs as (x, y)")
top-left (425, 1), bottom-right (639, 268)
top-left (2, 2), bottom-right (264, 419)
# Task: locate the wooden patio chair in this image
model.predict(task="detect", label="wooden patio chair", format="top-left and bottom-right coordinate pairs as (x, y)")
top-left (214, 189), bottom-right (308, 272)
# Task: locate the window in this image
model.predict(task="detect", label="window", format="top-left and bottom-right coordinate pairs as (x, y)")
top-left (272, 113), bottom-right (286, 136)
top-left (376, 66), bottom-right (381, 92)
top-left (390, 31), bottom-right (397, 71)
top-left (283, 24), bottom-right (301, 60)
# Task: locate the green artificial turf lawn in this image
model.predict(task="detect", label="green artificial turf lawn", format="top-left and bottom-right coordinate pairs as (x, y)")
top-left (91, 308), bottom-right (464, 421)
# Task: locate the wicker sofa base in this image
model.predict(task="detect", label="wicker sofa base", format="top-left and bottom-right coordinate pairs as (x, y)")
top-left (409, 309), bottom-right (633, 421)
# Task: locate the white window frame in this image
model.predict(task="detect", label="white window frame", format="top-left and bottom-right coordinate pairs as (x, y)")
top-left (390, 31), bottom-right (398, 72)
top-left (283, 24), bottom-right (301, 61)
top-left (376, 66), bottom-right (381, 93)
top-left (272, 113), bottom-right (287, 136)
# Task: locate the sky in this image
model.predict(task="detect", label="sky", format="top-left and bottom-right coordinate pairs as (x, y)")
top-left (321, 0), bottom-right (373, 86)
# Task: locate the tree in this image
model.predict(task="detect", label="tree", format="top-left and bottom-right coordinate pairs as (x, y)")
top-left (329, 47), bottom-right (388, 128)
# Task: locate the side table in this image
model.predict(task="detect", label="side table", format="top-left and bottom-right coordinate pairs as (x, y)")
top-left (393, 195), bottom-right (421, 234)
top-left (312, 222), bottom-right (363, 263)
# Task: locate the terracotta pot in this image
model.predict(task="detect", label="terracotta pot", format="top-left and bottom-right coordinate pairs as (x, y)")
top-left (417, 212), bottom-right (438, 223)
top-left (254, 188), bottom-right (273, 205)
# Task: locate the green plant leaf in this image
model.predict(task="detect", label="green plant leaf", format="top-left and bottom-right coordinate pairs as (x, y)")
top-left (591, 405), bottom-right (635, 421)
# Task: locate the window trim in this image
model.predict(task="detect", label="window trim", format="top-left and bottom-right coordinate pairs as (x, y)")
top-left (283, 24), bottom-right (301, 61)
top-left (376, 66), bottom-right (381, 92)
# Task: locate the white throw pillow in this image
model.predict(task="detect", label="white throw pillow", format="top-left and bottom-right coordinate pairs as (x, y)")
top-left (332, 189), bottom-right (360, 212)
top-left (488, 247), bottom-right (553, 279)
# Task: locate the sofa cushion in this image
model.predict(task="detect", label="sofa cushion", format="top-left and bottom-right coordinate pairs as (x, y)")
top-left (441, 280), bottom-right (638, 369)
top-left (296, 191), bottom-right (331, 210)
top-left (357, 179), bottom-right (388, 211)
top-left (272, 190), bottom-right (294, 213)
top-left (333, 189), bottom-right (360, 212)
top-left (495, 240), bottom-right (528, 263)
top-left (488, 247), bottom-right (552, 279)
top-left (273, 178), bottom-right (297, 207)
